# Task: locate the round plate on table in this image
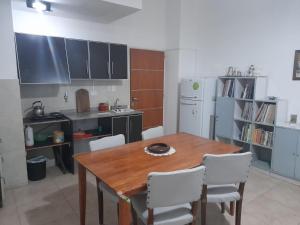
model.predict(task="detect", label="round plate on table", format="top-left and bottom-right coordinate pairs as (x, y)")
top-left (147, 143), bottom-right (170, 154)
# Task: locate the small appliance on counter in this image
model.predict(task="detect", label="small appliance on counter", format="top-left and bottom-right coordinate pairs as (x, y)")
top-left (98, 103), bottom-right (109, 112)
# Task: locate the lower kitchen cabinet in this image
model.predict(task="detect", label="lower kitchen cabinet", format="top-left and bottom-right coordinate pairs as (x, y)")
top-left (112, 116), bottom-right (129, 143)
top-left (272, 126), bottom-right (300, 180)
top-left (112, 114), bottom-right (143, 143)
top-left (129, 114), bottom-right (142, 142)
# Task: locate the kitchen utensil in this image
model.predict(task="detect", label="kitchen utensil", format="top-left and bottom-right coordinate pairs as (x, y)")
top-left (147, 143), bottom-right (170, 154)
top-left (32, 101), bottom-right (45, 117)
top-left (76, 89), bottom-right (90, 113)
top-left (25, 126), bottom-right (34, 147)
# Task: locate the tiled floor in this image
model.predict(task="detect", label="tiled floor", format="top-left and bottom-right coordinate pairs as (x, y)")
top-left (1, 167), bottom-right (300, 225)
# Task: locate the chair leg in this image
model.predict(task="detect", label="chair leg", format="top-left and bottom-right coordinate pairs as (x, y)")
top-left (131, 204), bottom-right (138, 225)
top-left (235, 183), bottom-right (245, 225)
top-left (220, 202), bottom-right (225, 214)
top-left (201, 185), bottom-right (207, 225)
top-left (235, 200), bottom-right (242, 225)
top-left (117, 203), bottom-right (120, 224)
top-left (96, 179), bottom-right (104, 225)
top-left (230, 201), bottom-right (235, 216)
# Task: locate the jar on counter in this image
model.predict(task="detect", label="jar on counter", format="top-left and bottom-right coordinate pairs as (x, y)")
top-left (53, 131), bottom-right (64, 144)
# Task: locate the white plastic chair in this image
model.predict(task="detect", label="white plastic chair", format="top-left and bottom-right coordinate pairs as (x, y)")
top-left (201, 152), bottom-right (252, 225)
top-left (142, 126), bottom-right (164, 140)
top-left (89, 134), bottom-right (125, 225)
top-left (131, 166), bottom-right (206, 225)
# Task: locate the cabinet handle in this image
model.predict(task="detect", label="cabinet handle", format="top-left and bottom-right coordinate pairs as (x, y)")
top-left (112, 61), bottom-right (114, 75)
top-left (86, 60), bottom-right (89, 76)
top-left (107, 62), bottom-right (110, 76)
top-left (181, 102), bottom-right (197, 106)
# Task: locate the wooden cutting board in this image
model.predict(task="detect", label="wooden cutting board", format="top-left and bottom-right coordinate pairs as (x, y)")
top-left (76, 89), bottom-right (90, 113)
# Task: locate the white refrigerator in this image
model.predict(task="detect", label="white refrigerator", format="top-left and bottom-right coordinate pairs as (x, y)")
top-left (179, 78), bottom-right (216, 138)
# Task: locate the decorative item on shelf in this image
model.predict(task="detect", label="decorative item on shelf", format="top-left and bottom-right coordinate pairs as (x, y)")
top-left (267, 96), bottom-right (277, 101)
top-left (293, 50), bottom-right (300, 80)
top-left (53, 130), bottom-right (64, 144)
top-left (226, 66), bottom-right (234, 76)
top-left (290, 114), bottom-right (298, 124)
top-left (98, 103), bottom-right (109, 112)
top-left (247, 65), bottom-right (255, 76)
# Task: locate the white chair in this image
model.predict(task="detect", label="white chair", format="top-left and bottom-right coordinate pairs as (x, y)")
top-left (89, 134), bottom-right (125, 225)
top-left (201, 152), bottom-right (252, 225)
top-left (142, 126), bottom-right (164, 140)
top-left (131, 166), bottom-right (206, 225)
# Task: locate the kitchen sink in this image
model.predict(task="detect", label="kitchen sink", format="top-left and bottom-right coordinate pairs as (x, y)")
top-left (111, 108), bottom-right (134, 113)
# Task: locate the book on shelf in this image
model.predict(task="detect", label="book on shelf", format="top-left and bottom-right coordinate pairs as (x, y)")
top-left (252, 128), bottom-right (273, 147)
top-left (255, 103), bottom-right (275, 124)
top-left (241, 102), bottom-right (253, 121)
top-left (241, 83), bottom-right (254, 99)
top-left (222, 79), bottom-right (235, 97)
top-left (240, 124), bottom-right (252, 142)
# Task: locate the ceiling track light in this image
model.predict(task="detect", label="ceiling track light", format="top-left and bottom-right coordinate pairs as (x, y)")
top-left (26, 0), bottom-right (51, 12)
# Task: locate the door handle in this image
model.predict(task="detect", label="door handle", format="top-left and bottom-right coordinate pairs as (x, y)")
top-left (112, 61), bottom-right (114, 75)
top-left (131, 97), bottom-right (139, 102)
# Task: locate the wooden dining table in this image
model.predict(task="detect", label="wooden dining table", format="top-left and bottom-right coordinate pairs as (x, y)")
top-left (74, 133), bottom-right (241, 225)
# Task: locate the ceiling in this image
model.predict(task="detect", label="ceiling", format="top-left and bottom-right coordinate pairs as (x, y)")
top-left (12, 0), bottom-right (142, 23)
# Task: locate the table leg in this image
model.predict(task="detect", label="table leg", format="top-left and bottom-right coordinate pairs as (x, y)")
top-left (118, 197), bottom-right (132, 225)
top-left (78, 164), bottom-right (86, 225)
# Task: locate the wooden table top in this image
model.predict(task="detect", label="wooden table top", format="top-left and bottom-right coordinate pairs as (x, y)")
top-left (74, 133), bottom-right (241, 196)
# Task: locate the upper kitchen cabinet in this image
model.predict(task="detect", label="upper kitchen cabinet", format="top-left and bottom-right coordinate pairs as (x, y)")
top-left (66, 39), bottom-right (89, 79)
top-left (15, 33), bottom-right (70, 84)
top-left (110, 44), bottom-right (128, 79)
top-left (89, 41), bottom-right (110, 79)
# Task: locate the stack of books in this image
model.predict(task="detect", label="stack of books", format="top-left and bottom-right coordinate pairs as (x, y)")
top-left (252, 128), bottom-right (273, 147)
top-left (240, 124), bottom-right (252, 142)
top-left (255, 103), bottom-right (276, 124)
top-left (240, 83), bottom-right (254, 99)
top-left (241, 102), bottom-right (253, 121)
top-left (222, 80), bottom-right (235, 97)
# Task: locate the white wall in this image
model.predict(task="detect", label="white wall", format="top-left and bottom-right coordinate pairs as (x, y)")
top-left (12, 0), bottom-right (167, 112)
top-left (0, 0), bottom-right (18, 79)
top-left (0, 0), bottom-right (28, 188)
top-left (195, 0), bottom-right (300, 118)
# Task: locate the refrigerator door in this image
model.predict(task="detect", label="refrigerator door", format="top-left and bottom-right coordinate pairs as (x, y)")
top-left (179, 99), bottom-right (203, 136)
top-left (180, 79), bottom-right (203, 100)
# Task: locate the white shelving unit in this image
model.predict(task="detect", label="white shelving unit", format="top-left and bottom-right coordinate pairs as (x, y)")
top-left (215, 76), bottom-right (288, 171)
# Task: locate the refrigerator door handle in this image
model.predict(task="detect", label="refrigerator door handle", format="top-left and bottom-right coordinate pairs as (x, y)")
top-left (181, 102), bottom-right (197, 106)
top-left (181, 96), bottom-right (198, 99)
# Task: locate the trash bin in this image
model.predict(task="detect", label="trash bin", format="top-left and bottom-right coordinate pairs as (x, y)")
top-left (27, 156), bottom-right (47, 181)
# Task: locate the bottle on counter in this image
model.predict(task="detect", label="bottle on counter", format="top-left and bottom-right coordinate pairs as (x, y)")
top-left (25, 126), bottom-right (34, 147)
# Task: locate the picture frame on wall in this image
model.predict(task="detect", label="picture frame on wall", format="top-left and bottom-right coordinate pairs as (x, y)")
top-left (293, 50), bottom-right (300, 80)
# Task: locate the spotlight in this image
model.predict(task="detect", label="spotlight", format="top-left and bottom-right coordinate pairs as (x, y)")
top-left (26, 0), bottom-right (51, 12)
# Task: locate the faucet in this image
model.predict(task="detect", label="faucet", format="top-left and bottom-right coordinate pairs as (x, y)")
top-left (114, 98), bottom-right (120, 108)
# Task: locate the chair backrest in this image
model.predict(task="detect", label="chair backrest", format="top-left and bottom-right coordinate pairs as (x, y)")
top-left (203, 152), bottom-right (252, 185)
top-left (142, 126), bottom-right (164, 140)
top-left (89, 134), bottom-right (125, 151)
top-left (146, 166), bottom-right (206, 208)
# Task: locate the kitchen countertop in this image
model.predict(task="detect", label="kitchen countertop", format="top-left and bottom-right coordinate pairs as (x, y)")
top-left (62, 109), bottom-right (143, 121)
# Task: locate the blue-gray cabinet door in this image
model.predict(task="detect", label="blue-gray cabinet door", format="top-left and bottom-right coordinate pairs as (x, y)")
top-left (215, 97), bottom-right (234, 139)
top-left (295, 135), bottom-right (300, 180)
top-left (272, 127), bottom-right (298, 178)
